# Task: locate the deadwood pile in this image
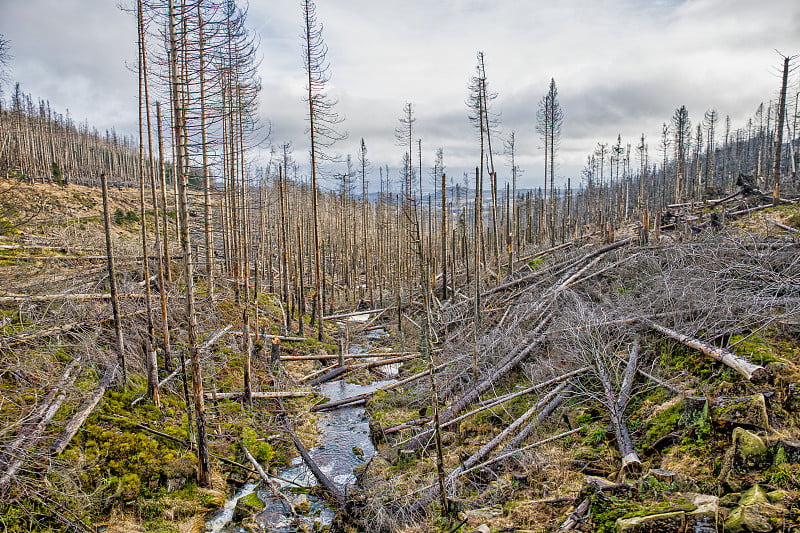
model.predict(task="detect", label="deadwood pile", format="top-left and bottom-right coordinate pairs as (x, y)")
top-left (356, 223), bottom-right (800, 530)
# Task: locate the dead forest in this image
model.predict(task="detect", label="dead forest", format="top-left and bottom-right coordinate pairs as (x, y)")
top-left (1, 2), bottom-right (800, 533)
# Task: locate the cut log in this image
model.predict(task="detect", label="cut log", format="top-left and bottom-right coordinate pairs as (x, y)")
top-left (51, 364), bottom-right (117, 455)
top-left (648, 321), bottom-right (768, 383)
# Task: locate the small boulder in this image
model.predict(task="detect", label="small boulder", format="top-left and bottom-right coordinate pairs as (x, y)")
top-left (294, 500), bottom-right (311, 515)
top-left (712, 394), bottom-right (770, 431)
top-left (684, 493), bottom-right (719, 533)
top-left (232, 492), bottom-right (265, 523)
top-left (719, 428), bottom-right (769, 492)
top-left (724, 502), bottom-right (784, 533)
top-left (615, 510), bottom-right (685, 532)
top-left (738, 485), bottom-right (769, 506)
top-left (765, 490), bottom-right (789, 505)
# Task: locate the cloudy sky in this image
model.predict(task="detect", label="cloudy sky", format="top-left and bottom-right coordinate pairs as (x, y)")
top-left (1, 0), bottom-right (799, 191)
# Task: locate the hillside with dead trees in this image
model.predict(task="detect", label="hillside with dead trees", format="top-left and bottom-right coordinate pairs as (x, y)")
top-left (1, 2), bottom-right (800, 533)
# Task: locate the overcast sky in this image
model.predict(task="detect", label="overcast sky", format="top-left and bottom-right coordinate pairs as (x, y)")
top-left (1, 0), bottom-right (799, 192)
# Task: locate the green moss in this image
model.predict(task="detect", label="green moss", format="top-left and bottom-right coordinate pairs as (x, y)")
top-left (591, 492), bottom-right (695, 533)
top-left (239, 492), bottom-right (265, 511)
top-left (729, 332), bottom-right (780, 365)
top-left (644, 403), bottom-right (682, 446)
top-left (240, 426), bottom-right (274, 465)
top-left (527, 256), bottom-right (545, 268)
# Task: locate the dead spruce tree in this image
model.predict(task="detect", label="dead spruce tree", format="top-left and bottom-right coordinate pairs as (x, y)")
top-left (303, 0), bottom-right (345, 341)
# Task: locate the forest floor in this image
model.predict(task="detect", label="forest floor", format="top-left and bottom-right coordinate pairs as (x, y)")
top-left (0, 175), bottom-right (366, 532)
top-left (2, 175), bottom-right (800, 533)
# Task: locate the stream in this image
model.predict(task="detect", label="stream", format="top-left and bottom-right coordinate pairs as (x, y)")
top-left (206, 323), bottom-right (394, 532)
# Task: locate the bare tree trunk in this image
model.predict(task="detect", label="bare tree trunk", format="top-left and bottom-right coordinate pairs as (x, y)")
top-left (168, 0), bottom-right (211, 487)
top-left (101, 173), bottom-right (126, 386)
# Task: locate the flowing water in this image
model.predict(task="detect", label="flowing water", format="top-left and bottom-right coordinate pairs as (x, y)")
top-left (207, 325), bottom-right (395, 532)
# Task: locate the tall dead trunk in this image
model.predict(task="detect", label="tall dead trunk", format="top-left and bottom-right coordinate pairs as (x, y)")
top-left (100, 173), bottom-right (126, 386)
top-left (168, 0), bottom-right (211, 487)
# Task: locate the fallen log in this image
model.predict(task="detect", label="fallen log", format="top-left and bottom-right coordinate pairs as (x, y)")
top-left (298, 363), bottom-right (338, 383)
top-left (500, 383), bottom-right (573, 455)
top-left (463, 427), bottom-right (582, 477)
top-left (282, 414), bottom-right (344, 504)
top-left (307, 354), bottom-right (416, 386)
top-left (0, 293), bottom-right (177, 304)
top-left (0, 358), bottom-right (82, 493)
top-left (394, 367), bottom-right (588, 448)
top-left (51, 364), bottom-right (117, 455)
top-left (204, 391), bottom-right (312, 400)
top-left (323, 307), bottom-right (391, 321)
top-left (401, 316), bottom-right (552, 454)
top-left (243, 444), bottom-right (298, 519)
top-left (767, 218), bottom-right (800, 234)
top-left (382, 416), bottom-right (432, 436)
top-left (647, 321), bottom-right (768, 383)
top-left (446, 383), bottom-right (568, 481)
top-left (485, 238), bottom-right (633, 298)
top-left (280, 351), bottom-right (419, 361)
top-left (311, 354), bottom-right (471, 411)
top-left (3, 310), bottom-right (147, 347)
top-left (595, 351), bottom-right (641, 476)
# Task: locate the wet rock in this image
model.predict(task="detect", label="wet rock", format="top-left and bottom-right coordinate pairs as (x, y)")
top-left (712, 394), bottom-right (770, 431)
top-left (294, 499), bottom-right (311, 515)
top-left (241, 516), bottom-right (261, 533)
top-left (233, 492), bottom-right (265, 523)
top-left (719, 428), bottom-right (769, 492)
top-left (352, 445), bottom-right (364, 461)
top-left (684, 493), bottom-right (719, 533)
top-left (615, 510), bottom-right (685, 532)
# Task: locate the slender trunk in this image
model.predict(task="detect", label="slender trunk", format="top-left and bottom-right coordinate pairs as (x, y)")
top-left (168, 0), bottom-right (211, 487)
top-left (101, 173), bottom-right (126, 387)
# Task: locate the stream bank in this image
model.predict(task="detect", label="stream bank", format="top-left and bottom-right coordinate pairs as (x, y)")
top-left (207, 323), bottom-right (397, 532)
